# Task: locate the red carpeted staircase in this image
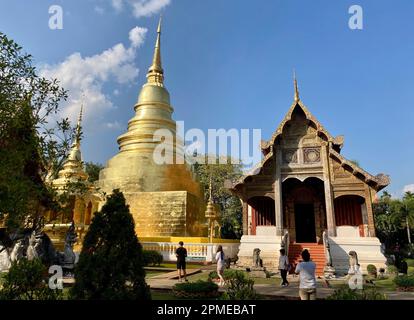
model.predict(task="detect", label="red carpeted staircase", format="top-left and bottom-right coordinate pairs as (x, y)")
top-left (288, 243), bottom-right (325, 276)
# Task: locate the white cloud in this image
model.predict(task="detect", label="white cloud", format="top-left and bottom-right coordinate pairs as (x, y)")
top-left (111, 0), bottom-right (171, 18)
top-left (105, 121), bottom-right (123, 130)
top-left (129, 26), bottom-right (147, 48)
top-left (112, 0), bottom-right (124, 12)
top-left (131, 0), bottom-right (171, 18)
top-left (403, 184), bottom-right (414, 193)
top-left (39, 26), bottom-right (148, 130)
top-left (94, 6), bottom-right (105, 15)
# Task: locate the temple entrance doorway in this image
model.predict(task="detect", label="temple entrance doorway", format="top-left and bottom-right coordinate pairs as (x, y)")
top-left (282, 177), bottom-right (327, 243)
top-left (294, 203), bottom-right (316, 243)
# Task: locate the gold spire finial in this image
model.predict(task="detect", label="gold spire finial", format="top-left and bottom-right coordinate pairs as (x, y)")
top-left (293, 70), bottom-right (300, 102)
top-left (209, 176), bottom-right (213, 202)
top-left (75, 95), bottom-right (84, 145)
top-left (146, 16), bottom-right (164, 86)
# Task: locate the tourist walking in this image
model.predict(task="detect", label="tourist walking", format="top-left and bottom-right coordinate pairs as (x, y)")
top-left (295, 249), bottom-right (317, 300)
top-left (279, 248), bottom-right (289, 287)
top-left (176, 241), bottom-right (188, 282)
top-left (216, 245), bottom-right (225, 286)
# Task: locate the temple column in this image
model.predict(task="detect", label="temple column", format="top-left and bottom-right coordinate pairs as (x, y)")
top-left (242, 200), bottom-right (248, 236)
top-left (361, 202), bottom-right (369, 237)
top-left (321, 143), bottom-right (336, 237)
top-left (274, 148), bottom-right (283, 236)
top-left (73, 198), bottom-right (85, 225)
top-left (365, 187), bottom-right (376, 237)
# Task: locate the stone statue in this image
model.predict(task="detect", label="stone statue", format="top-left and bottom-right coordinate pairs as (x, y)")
top-left (322, 231), bottom-right (335, 278)
top-left (0, 244), bottom-right (11, 272)
top-left (253, 248), bottom-right (262, 268)
top-left (26, 231), bottom-right (40, 261)
top-left (10, 239), bottom-right (25, 262)
top-left (323, 231), bottom-right (332, 267)
top-left (348, 251), bottom-right (360, 275)
top-left (281, 230), bottom-right (289, 255)
top-left (250, 248), bottom-right (267, 278)
top-left (60, 222), bottom-right (78, 269)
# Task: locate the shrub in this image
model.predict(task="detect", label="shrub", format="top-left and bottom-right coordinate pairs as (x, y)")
top-left (221, 270), bottom-right (257, 300)
top-left (173, 280), bottom-right (219, 298)
top-left (393, 275), bottom-right (414, 291)
top-left (327, 287), bottom-right (387, 300)
top-left (367, 264), bottom-right (377, 275)
top-left (387, 265), bottom-right (398, 275)
top-left (208, 269), bottom-right (241, 281)
top-left (143, 250), bottom-right (163, 267)
top-left (0, 258), bottom-right (62, 300)
top-left (70, 190), bottom-right (151, 300)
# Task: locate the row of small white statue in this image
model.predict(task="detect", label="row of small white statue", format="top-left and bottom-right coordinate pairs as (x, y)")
top-left (0, 224), bottom-right (77, 272)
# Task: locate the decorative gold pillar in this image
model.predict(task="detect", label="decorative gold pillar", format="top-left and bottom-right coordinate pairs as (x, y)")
top-left (73, 198), bottom-right (85, 225)
top-left (365, 187), bottom-right (376, 237)
top-left (321, 143), bottom-right (336, 237)
top-left (242, 200), bottom-right (248, 235)
top-left (274, 146), bottom-right (283, 236)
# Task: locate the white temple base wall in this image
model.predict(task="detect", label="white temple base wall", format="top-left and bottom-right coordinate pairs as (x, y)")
top-left (329, 236), bottom-right (387, 275)
top-left (236, 227), bottom-right (283, 271)
top-left (141, 241), bottom-right (240, 263)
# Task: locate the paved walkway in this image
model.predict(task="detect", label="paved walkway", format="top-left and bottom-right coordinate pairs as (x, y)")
top-left (147, 274), bottom-right (414, 300)
top-left (147, 277), bottom-right (332, 300)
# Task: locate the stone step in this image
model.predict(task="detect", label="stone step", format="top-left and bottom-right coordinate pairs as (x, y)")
top-left (288, 244), bottom-right (325, 276)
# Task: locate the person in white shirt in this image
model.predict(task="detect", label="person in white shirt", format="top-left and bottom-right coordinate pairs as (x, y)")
top-left (215, 245), bottom-right (225, 286)
top-left (295, 249), bottom-right (317, 300)
top-left (278, 248), bottom-right (289, 286)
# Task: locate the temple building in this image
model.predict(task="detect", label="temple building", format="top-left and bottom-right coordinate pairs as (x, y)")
top-left (98, 19), bottom-right (206, 238)
top-left (45, 106), bottom-right (101, 250)
top-left (229, 77), bottom-right (390, 274)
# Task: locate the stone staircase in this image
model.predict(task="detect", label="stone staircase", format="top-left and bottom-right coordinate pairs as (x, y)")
top-left (288, 243), bottom-right (325, 276)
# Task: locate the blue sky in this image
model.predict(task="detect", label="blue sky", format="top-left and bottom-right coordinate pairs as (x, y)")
top-left (1, 0), bottom-right (413, 197)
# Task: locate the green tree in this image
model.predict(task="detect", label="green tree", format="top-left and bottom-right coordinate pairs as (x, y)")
top-left (193, 156), bottom-right (243, 239)
top-left (374, 193), bottom-right (396, 237)
top-left (0, 32), bottom-right (71, 229)
top-left (0, 258), bottom-right (62, 300)
top-left (392, 192), bottom-right (414, 245)
top-left (85, 162), bottom-right (104, 183)
top-left (374, 191), bottom-right (404, 251)
top-left (71, 189), bottom-right (151, 300)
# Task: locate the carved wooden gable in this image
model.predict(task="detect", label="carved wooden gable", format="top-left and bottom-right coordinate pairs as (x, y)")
top-left (279, 107), bottom-right (323, 167)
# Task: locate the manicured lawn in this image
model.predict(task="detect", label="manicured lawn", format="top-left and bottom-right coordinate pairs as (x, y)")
top-left (146, 271), bottom-right (167, 278)
top-left (373, 277), bottom-right (397, 291)
top-left (186, 271), bottom-right (210, 282)
top-left (328, 275), bottom-right (397, 291)
top-left (249, 276), bottom-right (281, 285)
top-left (155, 263), bottom-right (202, 269)
top-left (186, 269), bottom-right (282, 285)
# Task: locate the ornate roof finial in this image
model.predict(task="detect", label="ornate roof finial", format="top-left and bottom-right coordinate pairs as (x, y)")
top-left (75, 94), bottom-right (84, 145)
top-left (293, 69), bottom-right (300, 102)
top-left (208, 176), bottom-right (213, 202)
top-left (146, 16), bottom-right (164, 86)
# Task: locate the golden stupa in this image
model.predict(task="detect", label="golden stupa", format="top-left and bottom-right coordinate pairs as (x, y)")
top-left (98, 19), bottom-right (206, 238)
top-left (46, 105), bottom-right (101, 250)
